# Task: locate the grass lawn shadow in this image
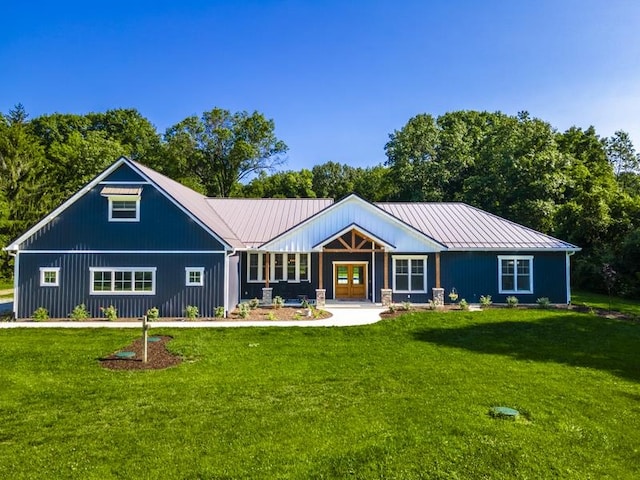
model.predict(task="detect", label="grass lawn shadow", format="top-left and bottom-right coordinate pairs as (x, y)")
top-left (413, 314), bottom-right (640, 382)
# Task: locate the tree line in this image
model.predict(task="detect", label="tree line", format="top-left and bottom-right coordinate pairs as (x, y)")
top-left (1, 105), bottom-right (639, 296)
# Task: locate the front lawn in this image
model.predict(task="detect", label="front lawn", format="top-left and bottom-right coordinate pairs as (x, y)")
top-left (1, 309), bottom-right (639, 479)
top-left (572, 289), bottom-right (640, 318)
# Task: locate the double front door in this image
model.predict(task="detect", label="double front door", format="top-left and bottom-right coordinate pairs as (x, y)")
top-left (335, 263), bottom-right (367, 299)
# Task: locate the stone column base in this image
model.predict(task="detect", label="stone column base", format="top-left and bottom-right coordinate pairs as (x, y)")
top-left (315, 289), bottom-right (326, 308)
top-left (381, 289), bottom-right (393, 306)
top-left (262, 287), bottom-right (273, 306)
top-left (432, 287), bottom-right (445, 307)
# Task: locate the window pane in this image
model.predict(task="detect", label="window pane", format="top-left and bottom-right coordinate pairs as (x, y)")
top-left (274, 254), bottom-right (284, 280)
top-left (44, 271), bottom-right (57, 284)
top-left (287, 254), bottom-right (296, 280)
top-left (299, 254), bottom-right (308, 281)
top-left (135, 271), bottom-right (153, 291)
top-left (396, 275), bottom-right (408, 291)
top-left (502, 274), bottom-right (514, 291)
top-left (502, 259), bottom-right (514, 276)
top-left (93, 271), bottom-right (112, 291)
top-left (115, 271), bottom-right (132, 291)
top-left (352, 266), bottom-right (362, 285)
top-left (411, 274), bottom-right (423, 291)
top-left (249, 254), bottom-right (259, 281)
top-left (111, 201), bottom-right (137, 219)
top-left (396, 259), bottom-right (408, 274)
top-left (337, 266), bottom-right (348, 284)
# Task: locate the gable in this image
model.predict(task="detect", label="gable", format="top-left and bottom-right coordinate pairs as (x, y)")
top-left (261, 195), bottom-right (445, 252)
top-left (7, 158), bottom-right (227, 252)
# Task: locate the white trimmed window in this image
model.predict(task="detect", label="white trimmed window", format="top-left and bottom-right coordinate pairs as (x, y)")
top-left (185, 267), bottom-right (204, 286)
top-left (247, 252), bottom-right (311, 282)
top-left (498, 256), bottom-right (534, 293)
top-left (90, 268), bottom-right (156, 295)
top-left (40, 267), bottom-right (60, 287)
top-left (108, 196), bottom-right (140, 222)
top-left (393, 256), bottom-right (427, 293)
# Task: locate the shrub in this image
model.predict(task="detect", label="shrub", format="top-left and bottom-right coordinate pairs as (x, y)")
top-left (448, 289), bottom-right (459, 303)
top-left (312, 307), bottom-right (323, 319)
top-left (69, 303), bottom-right (90, 321)
top-left (536, 297), bottom-right (551, 309)
top-left (506, 296), bottom-right (519, 308)
top-left (479, 295), bottom-right (492, 308)
top-left (214, 306), bottom-right (225, 318)
top-left (238, 302), bottom-right (250, 319)
top-left (266, 311), bottom-right (277, 321)
top-left (427, 300), bottom-right (436, 310)
top-left (100, 305), bottom-right (118, 321)
top-left (249, 298), bottom-right (260, 310)
top-left (273, 296), bottom-right (284, 309)
top-left (146, 307), bottom-right (159, 320)
top-left (402, 301), bottom-right (412, 311)
top-left (32, 307), bottom-right (49, 321)
top-left (387, 303), bottom-right (397, 313)
top-left (459, 299), bottom-right (469, 311)
top-left (185, 305), bottom-right (199, 320)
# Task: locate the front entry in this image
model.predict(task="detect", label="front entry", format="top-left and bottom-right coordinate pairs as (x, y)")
top-left (334, 263), bottom-right (367, 299)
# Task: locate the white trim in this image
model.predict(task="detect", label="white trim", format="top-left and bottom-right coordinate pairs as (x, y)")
top-left (260, 194), bottom-right (446, 252)
top-left (3, 156), bottom-right (235, 252)
top-left (13, 252), bottom-right (19, 318)
top-left (39, 267), bottom-right (60, 287)
top-left (18, 250), bottom-right (226, 254)
top-left (371, 246), bottom-right (376, 302)
top-left (4, 158), bottom-right (130, 250)
top-left (332, 261), bottom-right (369, 300)
top-left (392, 255), bottom-right (428, 293)
top-left (566, 251), bottom-right (575, 304)
top-left (107, 195), bottom-right (140, 222)
top-left (126, 160), bottom-right (234, 250)
top-left (185, 267), bottom-right (205, 286)
top-left (247, 252), bottom-right (265, 283)
top-left (89, 267), bottom-right (157, 295)
top-left (498, 255), bottom-right (534, 294)
top-left (99, 181), bottom-right (150, 185)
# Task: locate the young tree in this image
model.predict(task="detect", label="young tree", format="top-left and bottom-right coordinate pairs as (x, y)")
top-left (163, 108), bottom-right (288, 197)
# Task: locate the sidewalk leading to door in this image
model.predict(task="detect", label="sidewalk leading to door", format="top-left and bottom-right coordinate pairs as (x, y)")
top-left (0, 306), bottom-right (386, 328)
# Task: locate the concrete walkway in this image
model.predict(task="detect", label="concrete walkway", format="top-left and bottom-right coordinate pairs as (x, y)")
top-left (0, 304), bottom-right (386, 328)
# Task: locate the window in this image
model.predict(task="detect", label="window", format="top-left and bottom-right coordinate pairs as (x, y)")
top-left (393, 256), bottom-right (427, 293)
top-left (107, 196), bottom-right (140, 222)
top-left (247, 253), bottom-right (311, 282)
top-left (498, 256), bottom-right (533, 293)
top-left (40, 267), bottom-right (60, 287)
top-left (90, 268), bottom-right (156, 294)
top-left (186, 267), bottom-right (204, 286)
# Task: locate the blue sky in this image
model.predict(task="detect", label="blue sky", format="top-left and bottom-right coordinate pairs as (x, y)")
top-left (2, 0), bottom-right (640, 170)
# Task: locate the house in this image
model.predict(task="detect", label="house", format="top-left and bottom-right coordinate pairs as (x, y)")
top-left (4, 157), bottom-right (580, 319)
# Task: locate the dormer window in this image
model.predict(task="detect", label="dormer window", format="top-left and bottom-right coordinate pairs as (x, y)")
top-left (101, 187), bottom-right (142, 222)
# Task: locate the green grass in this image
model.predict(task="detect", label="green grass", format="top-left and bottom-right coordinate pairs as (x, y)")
top-left (573, 289), bottom-right (640, 318)
top-left (1, 310), bottom-right (640, 479)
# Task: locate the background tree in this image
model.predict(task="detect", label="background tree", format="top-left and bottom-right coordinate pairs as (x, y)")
top-left (163, 108), bottom-right (288, 197)
top-left (242, 169), bottom-right (315, 198)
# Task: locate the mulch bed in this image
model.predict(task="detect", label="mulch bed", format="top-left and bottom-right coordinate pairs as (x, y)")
top-left (100, 335), bottom-right (182, 371)
top-left (227, 306), bottom-right (332, 321)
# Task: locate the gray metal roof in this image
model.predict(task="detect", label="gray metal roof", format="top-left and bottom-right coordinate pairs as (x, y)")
top-left (377, 202), bottom-right (578, 250)
top-left (131, 161), bottom-right (245, 249)
top-left (206, 198), bottom-right (333, 248)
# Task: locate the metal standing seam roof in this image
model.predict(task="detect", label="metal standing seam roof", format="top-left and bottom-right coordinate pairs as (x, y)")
top-left (206, 198), bottom-right (334, 248)
top-left (130, 161), bottom-right (245, 249)
top-left (376, 202), bottom-right (578, 250)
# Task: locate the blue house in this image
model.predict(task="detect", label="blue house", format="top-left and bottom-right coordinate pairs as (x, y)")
top-left (4, 157), bottom-right (580, 319)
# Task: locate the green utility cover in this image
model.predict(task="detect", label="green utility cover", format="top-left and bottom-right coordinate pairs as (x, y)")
top-left (115, 351), bottom-right (135, 358)
top-left (490, 406), bottom-right (519, 418)
top-left (147, 336), bottom-right (161, 342)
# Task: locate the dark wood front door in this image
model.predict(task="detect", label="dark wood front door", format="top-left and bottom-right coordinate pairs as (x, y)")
top-left (335, 264), bottom-right (366, 299)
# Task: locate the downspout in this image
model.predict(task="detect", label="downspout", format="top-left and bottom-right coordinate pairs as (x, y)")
top-left (566, 250), bottom-right (576, 305)
top-left (8, 250), bottom-right (18, 319)
top-left (224, 249), bottom-right (236, 318)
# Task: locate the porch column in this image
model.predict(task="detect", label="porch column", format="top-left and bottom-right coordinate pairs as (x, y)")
top-left (383, 250), bottom-right (389, 289)
top-left (318, 251), bottom-right (323, 289)
top-left (435, 252), bottom-right (441, 288)
top-left (264, 252), bottom-right (270, 288)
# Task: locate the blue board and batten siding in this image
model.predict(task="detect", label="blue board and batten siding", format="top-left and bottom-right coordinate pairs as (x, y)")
top-left (440, 251), bottom-right (568, 304)
top-left (18, 253), bottom-right (225, 318)
top-left (15, 163), bottom-right (228, 318)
